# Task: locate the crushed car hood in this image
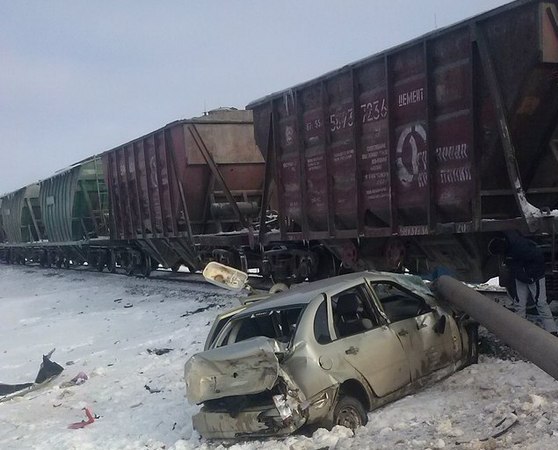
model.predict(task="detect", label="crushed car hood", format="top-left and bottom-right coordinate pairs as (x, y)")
top-left (185, 336), bottom-right (285, 404)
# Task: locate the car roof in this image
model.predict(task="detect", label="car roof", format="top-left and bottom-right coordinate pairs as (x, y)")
top-left (239, 271), bottom-right (423, 316)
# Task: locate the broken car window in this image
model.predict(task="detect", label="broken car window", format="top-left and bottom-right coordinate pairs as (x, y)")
top-left (371, 282), bottom-right (431, 323)
top-left (217, 306), bottom-right (305, 347)
top-left (331, 284), bottom-right (379, 338)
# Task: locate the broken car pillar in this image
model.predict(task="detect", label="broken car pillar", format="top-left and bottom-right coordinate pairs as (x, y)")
top-left (433, 275), bottom-right (558, 381)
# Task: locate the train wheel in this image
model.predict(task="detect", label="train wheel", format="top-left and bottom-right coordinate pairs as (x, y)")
top-left (308, 248), bottom-right (338, 281)
top-left (270, 283), bottom-right (289, 294)
top-left (151, 258), bottom-right (159, 271)
top-left (95, 252), bottom-right (106, 272)
top-left (39, 251), bottom-right (47, 267)
top-left (107, 250), bottom-right (117, 273)
top-left (138, 255), bottom-right (152, 278)
top-left (171, 262), bottom-right (182, 273)
top-left (63, 258), bottom-right (70, 269)
top-left (384, 238), bottom-right (406, 271)
top-left (122, 252), bottom-right (135, 276)
top-left (125, 261), bottom-right (134, 276)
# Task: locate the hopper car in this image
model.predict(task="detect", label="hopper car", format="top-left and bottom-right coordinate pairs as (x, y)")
top-left (0, 108), bottom-right (266, 276)
top-left (248, 0), bottom-right (558, 296)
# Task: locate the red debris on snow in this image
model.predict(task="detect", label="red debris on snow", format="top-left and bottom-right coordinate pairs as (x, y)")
top-left (67, 407), bottom-right (96, 429)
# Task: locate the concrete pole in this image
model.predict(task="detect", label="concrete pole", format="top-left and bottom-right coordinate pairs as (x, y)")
top-left (434, 275), bottom-right (558, 381)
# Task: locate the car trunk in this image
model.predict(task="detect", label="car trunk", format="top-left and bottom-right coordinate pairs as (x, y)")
top-left (185, 336), bottom-right (286, 404)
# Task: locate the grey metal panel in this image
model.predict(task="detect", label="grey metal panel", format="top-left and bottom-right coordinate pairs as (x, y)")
top-left (0, 187), bottom-right (29, 243)
top-left (40, 166), bottom-right (81, 242)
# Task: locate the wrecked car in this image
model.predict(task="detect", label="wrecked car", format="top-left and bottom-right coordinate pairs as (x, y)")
top-left (184, 271), bottom-right (478, 439)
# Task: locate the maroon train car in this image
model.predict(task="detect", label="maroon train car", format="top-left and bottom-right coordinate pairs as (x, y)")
top-left (249, 0), bottom-right (558, 283)
top-left (101, 108), bottom-right (265, 273)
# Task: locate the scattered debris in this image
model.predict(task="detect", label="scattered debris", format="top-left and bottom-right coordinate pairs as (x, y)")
top-left (144, 384), bottom-right (162, 394)
top-left (68, 407), bottom-right (98, 429)
top-left (124, 303), bottom-right (133, 308)
top-left (113, 298), bottom-right (123, 303)
top-left (0, 349), bottom-right (64, 402)
top-left (43, 272), bottom-right (63, 278)
top-left (456, 412), bottom-right (518, 445)
top-left (147, 348), bottom-right (173, 356)
top-left (65, 360), bottom-right (75, 366)
top-left (180, 303), bottom-right (218, 317)
top-left (479, 327), bottom-right (524, 361)
top-left (57, 389), bottom-right (74, 400)
top-left (60, 371), bottom-right (88, 388)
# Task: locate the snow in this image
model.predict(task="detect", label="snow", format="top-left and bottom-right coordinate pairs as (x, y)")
top-left (1, 265), bottom-right (558, 449)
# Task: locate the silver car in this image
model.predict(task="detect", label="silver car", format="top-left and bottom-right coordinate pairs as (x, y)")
top-left (184, 271), bottom-right (478, 439)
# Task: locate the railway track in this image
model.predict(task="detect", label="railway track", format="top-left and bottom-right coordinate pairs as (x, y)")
top-left (2, 258), bottom-right (556, 320)
top-left (0, 259), bottom-right (273, 292)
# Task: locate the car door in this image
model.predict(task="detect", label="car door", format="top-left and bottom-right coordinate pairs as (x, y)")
top-left (367, 281), bottom-right (453, 379)
top-left (321, 282), bottom-right (412, 398)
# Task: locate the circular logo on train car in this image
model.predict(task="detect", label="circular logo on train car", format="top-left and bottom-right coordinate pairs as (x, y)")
top-left (396, 124), bottom-right (427, 187)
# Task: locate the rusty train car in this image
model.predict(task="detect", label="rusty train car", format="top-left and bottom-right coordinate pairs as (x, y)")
top-left (0, 109), bottom-right (266, 276)
top-left (249, 0), bottom-right (558, 289)
top-left (1, 0), bottom-right (558, 291)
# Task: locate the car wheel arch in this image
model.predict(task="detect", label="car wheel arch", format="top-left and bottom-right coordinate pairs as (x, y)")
top-left (315, 379), bottom-right (372, 431)
top-left (338, 378), bottom-right (373, 412)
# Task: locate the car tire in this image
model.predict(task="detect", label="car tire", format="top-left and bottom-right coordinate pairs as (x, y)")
top-left (327, 395), bottom-right (368, 430)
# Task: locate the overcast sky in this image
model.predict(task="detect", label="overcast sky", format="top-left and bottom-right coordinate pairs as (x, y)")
top-left (0, 0), bottom-right (512, 195)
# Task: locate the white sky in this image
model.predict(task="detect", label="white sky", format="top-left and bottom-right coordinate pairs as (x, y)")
top-left (0, 0), bottom-right (511, 194)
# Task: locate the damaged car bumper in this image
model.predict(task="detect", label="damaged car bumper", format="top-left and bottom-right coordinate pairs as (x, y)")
top-left (190, 381), bottom-right (339, 439)
top-left (185, 336), bottom-right (313, 439)
top-left (192, 401), bottom-right (306, 439)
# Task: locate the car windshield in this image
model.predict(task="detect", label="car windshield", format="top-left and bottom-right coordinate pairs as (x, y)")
top-left (215, 306), bottom-right (305, 348)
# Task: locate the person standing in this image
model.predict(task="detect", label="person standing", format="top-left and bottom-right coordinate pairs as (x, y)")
top-left (491, 230), bottom-right (557, 335)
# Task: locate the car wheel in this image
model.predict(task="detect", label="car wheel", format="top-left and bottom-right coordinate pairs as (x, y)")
top-left (331, 395), bottom-right (368, 430)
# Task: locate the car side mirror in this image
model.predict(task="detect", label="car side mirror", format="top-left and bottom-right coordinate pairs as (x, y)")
top-left (202, 262), bottom-right (248, 292)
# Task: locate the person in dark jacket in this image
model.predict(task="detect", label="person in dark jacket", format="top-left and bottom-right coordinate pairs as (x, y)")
top-left (491, 231), bottom-right (557, 334)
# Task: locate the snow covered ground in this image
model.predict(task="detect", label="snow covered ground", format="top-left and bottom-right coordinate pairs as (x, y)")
top-left (1, 265), bottom-right (557, 450)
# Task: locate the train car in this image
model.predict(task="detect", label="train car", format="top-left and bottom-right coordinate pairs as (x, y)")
top-left (101, 108), bottom-right (265, 274)
top-left (0, 199), bottom-right (4, 243)
top-left (37, 157), bottom-right (110, 268)
top-left (0, 159), bottom-right (109, 267)
top-left (0, 184), bottom-right (45, 264)
top-left (248, 0), bottom-right (558, 285)
top-left (0, 184), bottom-right (44, 244)
top-left (0, 108), bottom-right (266, 276)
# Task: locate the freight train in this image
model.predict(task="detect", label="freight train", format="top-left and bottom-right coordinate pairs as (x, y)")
top-left (1, 0), bottom-right (557, 298)
top-left (0, 108), bottom-right (266, 277)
